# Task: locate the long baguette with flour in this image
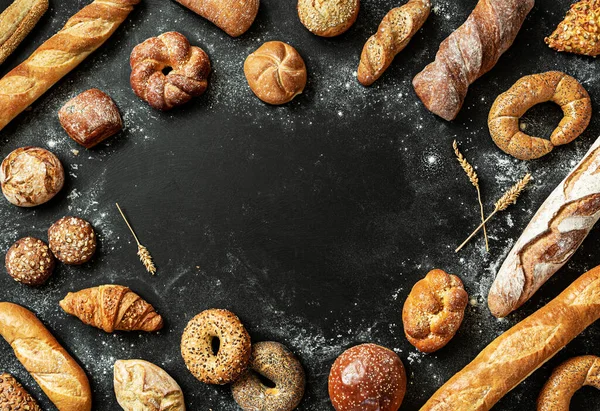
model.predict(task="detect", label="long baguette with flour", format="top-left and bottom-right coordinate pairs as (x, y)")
top-left (420, 265), bottom-right (600, 411)
top-left (488, 136), bottom-right (600, 318)
top-left (0, 302), bottom-right (92, 411)
top-left (0, 0), bottom-right (140, 131)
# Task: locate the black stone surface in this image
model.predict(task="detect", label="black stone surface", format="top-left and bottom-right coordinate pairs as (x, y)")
top-left (0, 0), bottom-right (599, 410)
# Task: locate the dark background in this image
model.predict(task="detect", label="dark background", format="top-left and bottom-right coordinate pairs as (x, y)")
top-left (0, 0), bottom-right (598, 409)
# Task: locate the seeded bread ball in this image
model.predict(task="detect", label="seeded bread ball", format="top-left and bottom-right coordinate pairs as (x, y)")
top-left (5, 237), bottom-right (55, 286)
top-left (48, 216), bottom-right (96, 265)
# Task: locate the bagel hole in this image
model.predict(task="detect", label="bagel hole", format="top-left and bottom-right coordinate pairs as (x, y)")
top-left (519, 102), bottom-right (564, 140)
top-left (162, 66), bottom-right (173, 75)
top-left (211, 337), bottom-right (221, 356)
top-left (255, 372), bottom-right (277, 389)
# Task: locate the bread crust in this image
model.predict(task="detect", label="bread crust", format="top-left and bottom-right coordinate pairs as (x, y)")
top-left (421, 265), bottom-right (600, 411)
top-left (0, 0), bottom-right (49, 65)
top-left (0, 302), bottom-right (92, 411)
top-left (175, 0), bottom-right (259, 37)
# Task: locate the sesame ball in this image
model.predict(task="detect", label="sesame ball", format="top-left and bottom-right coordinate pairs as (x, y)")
top-left (5, 237), bottom-right (55, 286)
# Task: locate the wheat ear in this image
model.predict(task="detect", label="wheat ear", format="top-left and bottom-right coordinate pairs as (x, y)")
top-left (116, 203), bottom-right (157, 275)
top-left (456, 173), bottom-right (532, 253)
top-left (453, 140), bottom-right (488, 251)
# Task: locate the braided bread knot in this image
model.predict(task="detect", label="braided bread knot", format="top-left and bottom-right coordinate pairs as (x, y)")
top-left (130, 31), bottom-right (211, 110)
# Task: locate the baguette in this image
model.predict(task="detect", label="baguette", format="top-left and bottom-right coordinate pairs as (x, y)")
top-left (174, 0), bottom-right (259, 37)
top-left (0, 0), bottom-right (140, 132)
top-left (412, 0), bottom-right (535, 121)
top-left (0, 302), bottom-right (92, 411)
top-left (488, 135), bottom-right (600, 318)
top-left (420, 265), bottom-right (600, 411)
top-left (357, 0), bottom-right (430, 86)
top-left (0, 0), bottom-right (48, 65)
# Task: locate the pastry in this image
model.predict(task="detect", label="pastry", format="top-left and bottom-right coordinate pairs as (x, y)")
top-left (58, 89), bottom-right (123, 148)
top-left (0, 146), bottom-right (64, 207)
top-left (420, 265), bottom-right (600, 411)
top-left (174, 0), bottom-right (259, 37)
top-left (488, 135), bottom-right (600, 318)
top-left (546, 0), bottom-right (600, 57)
top-left (114, 359), bottom-right (185, 411)
top-left (181, 309), bottom-right (251, 385)
top-left (412, 0), bottom-right (535, 121)
top-left (59, 285), bottom-right (164, 333)
top-left (357, 0), bottom-right (430, 86)
top-left (328, 343), bottom-right (406, 411)
top-left (0, 0), bottom-right (48, 65)
top-left (5, 237), bottom-right (55, 286)
top-left (0, 0), bottom-right (140, 132)
top-left (402, 269), bottom-right (468, 353)
top-left (488, 71), bottom-right (591, 160)
top-left (130, 31), bottom-right (211, 111)
top-left (244, 41), bottom-right (307, 105)
top-left (538, 355), bottom-right (600, 411)
top-left (297, 0), bottom-right (359, 37)
top-left (232, 341), bottom-right (305, 411)
top-left (0, 302), bottom-right (92, 411)
top-left (0, 372), bottom-right (41, 410)
top-left (48, 216), bottom-right (97, 265)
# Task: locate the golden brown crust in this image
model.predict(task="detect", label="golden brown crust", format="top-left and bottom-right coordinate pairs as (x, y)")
top-left (175, 0), bottom-right (259, 37)
top-left (232, 341), bottom-right (305, 411)
top-left (181, 309), bottom-right (251, 385)
top-left (0, 0), bottom-right (140, 132)
top-left (48, 216), bottom-right (97, 265)
top-left (5, 237), bottom-right (55, 286)
top-left (114, 360), bottom-right (186, 411)
top-left (421, 265), bottom-right (600, 411)
top-left (0, 146), bottom-right (64, 207)
top-left (488, 71), bottom-right (592, 160)
top-left (0, 0), bottom-right (48, 65)
top-left (130, 31), bottom-right (211, 111)
top-left (537, 355), bottom-right (600, 411)
top-left (297, 0), bottom-right (359, 37)
top-left (545, 0), bottom-right (600, 57)
top-left (244, 41), bottom-right (307, 105)
top-left (358, 0), bottom-right (430, 86)
top-left (0, 302), bottom-right (92, 411)
top-left (59, 285), bottom-right (164, 333)
top-left (402, 269), bottom-right (468, 353)
top-left (58, 89), bottom-right (123, 148)
top-left (0, 373), bottom-right (41, 411)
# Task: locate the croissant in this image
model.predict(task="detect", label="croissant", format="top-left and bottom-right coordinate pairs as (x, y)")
top-left (59, 285), bottom-right (163, 333)
top-left (357, 0), bottom-right (430, 86)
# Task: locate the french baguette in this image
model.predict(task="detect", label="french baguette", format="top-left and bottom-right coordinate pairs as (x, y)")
top-left (0, 0), bottom-right (140, 131)
top-left (0, 0), bottom-right (49, 65)
top-left (420, 265), bottom-right (600, 411)
top-left (412, 0), bottom-right (535, 121)
top-left (488, 136), bottom-right (600, 318)
top-left (0, 302), bottom-right (92, 411)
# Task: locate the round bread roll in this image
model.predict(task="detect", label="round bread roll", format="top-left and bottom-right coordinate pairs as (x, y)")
top-left (244, 41), bottom-right (307, 105)
top-left (5, 237), bottom-right (55, 286)
top-left (48, 217), bottom-right (97, 265)
top-left (0, 146), bottom-right (64, 207)
top-left (298, 0), bottom-right (359, 37)
top-left (328, 343), bottom-right (406, 411)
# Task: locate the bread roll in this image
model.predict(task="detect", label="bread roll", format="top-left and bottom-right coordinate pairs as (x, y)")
top-left (174, 0), bottom-right (259, 37)
top-left (297, 0), bottom-right (359, 37)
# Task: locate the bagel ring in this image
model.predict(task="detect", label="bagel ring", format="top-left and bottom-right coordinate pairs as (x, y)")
top-left (180, 308), bottom-right (251, 385)
top-left (488, 71), bottom-right (591, 160)
top-left (537, 355), bottom-right (600, 411)
top-left (232, 341), bottom-right (305, 411)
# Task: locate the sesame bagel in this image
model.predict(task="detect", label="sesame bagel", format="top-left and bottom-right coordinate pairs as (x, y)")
top-left (181, 309), bottom-right (251, 385)
top-left (232, 341), bottom-right (305, 411)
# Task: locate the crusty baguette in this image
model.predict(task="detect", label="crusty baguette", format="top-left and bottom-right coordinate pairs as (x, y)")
top-left (488, 135), bottom-right (600, 318)
top-left (174, 0), bottom-right (259, 37)
top-left (0, 0), bottom-right (48, 65)
top-left (412, 0), bottom-right (535, 121)
top-left (358, 0), bottom-right (430, 86)
top-left (0, 0), bottom-right (140, 132)
top-left (420, 265), bottom-right (600, 411)
top-left (0, 302), bottom-right (92, 411)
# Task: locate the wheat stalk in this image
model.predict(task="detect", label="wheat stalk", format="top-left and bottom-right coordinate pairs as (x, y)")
top-left (116, 203), bottom-right (157, 275)
top-left (456, 173), bottom-right (532, 253)
top-left (453, 140), bottom-right (488, 251)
